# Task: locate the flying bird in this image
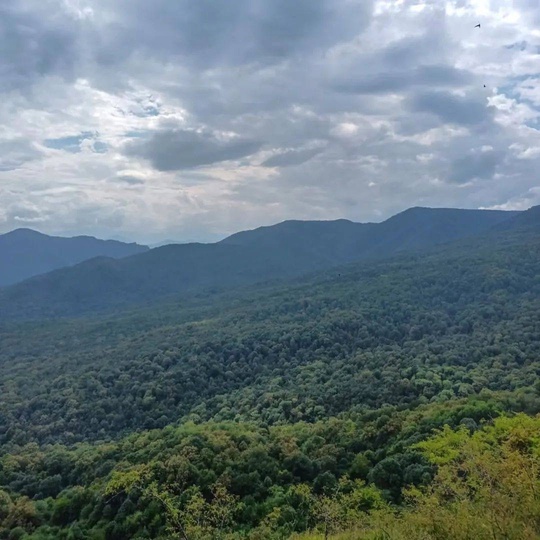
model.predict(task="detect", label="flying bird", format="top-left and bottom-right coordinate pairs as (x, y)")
top-left (475, 23), bottom-right (481, 28)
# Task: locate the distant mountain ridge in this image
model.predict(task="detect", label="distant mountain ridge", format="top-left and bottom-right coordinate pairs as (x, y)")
top-left (222, 207), bottom-right (521, 263)
top-left (0, 206), bottom-right (530, 320)
top-left (0, 228), bottom-right (149, 287)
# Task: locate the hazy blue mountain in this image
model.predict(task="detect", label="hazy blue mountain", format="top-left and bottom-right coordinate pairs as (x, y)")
top-left (492, 204), bottom-right (540, 232)
top-left (0, 228), bottom-right (149, 287)
top-left (221, 208), bottom-right (520, 263)
top-left (0, 207), bottom-right (523, 320)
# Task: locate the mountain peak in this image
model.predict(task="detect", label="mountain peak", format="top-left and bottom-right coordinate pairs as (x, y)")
top-left (0, 229), bottom-right (149, 287)
top-left (4, 227), bottom-right (47, 238)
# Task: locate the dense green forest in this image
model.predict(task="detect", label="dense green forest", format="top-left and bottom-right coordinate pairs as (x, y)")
top-left (0, 213), bottom-right (539, 538)
top-left (2, 398), bottom-right (539, 538)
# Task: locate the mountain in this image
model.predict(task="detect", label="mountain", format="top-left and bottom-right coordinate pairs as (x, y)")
top-left (492, 203), bottom-right (540, 232)
top-left (0, 228), bottom-right (149, 287)
top-left (148, 239), bottom-right (182, 248)
top-left (0, 207), bottom-right (522, 320)
top-left (1, 206), bottom-right (538, 446)
top-left (222, 207), bottom-right (520, 263)
top-left (0, 207), bottom-right (539, 539)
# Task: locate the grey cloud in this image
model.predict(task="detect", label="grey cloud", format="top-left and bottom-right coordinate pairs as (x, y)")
top-left (329, 21), bottom-right (468, 98)
top-left (125, 128), bottom-right (262, 170)
top-left (381, 31), bottom-right (448, 68)
top-left (93, 141), bottom-right (109, 154)
top-left (514, 0), bottom-right (540, 23)
top-left (95, 0), bottom-right (373, 69)
top-left (0, 187), bottom-right (132, 239)
top-left (262, 147), bottom-right (323, 167)
top-left (394, 112), bottom-right (442, 136)
top-left (504, 41), bottom-right (528, 51)
top-left (6, 203), bottom-right (48, 224)
top-left (0, 0), bottom-right (80, 91)
top-left (448, 149), bottom-right (503, 185)
top-left (0, 139), bottom-right (43, 171)
top-left (336, 65), bottom-right (472, 94)
top-left (110, 175), bottom-right (145, 185)
top-left (408, 90), bottom-right (491, 125)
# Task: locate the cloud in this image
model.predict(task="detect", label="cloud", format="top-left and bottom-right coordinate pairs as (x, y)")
top-left (408, 90), bottom-right (492, 126)
top-left (109, 175), bottom-right (146, 185)
top-left (44, 132), bottom-right (94, 153)
top-left (0, 0), bottom-right (539, 243)
top-left (336, 65), bottom-right (472, 94)
top-left (0, 139), bottom-right (43, 171)
top-left (125, 127), bottom-right (262, 170)
top-left (262, 147), bottom-right (323, 167)
top-left (0, 0), bottom-right (81, 91)
top-left (448, 148), bottom-right (504, 185)
top-left (92, 0), bottom-right (374, 68)
top-left (7, 202), bottom-right (48, 223)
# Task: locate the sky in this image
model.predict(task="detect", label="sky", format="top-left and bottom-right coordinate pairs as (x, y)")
top-left (1, 0), bottom-right (540, 243)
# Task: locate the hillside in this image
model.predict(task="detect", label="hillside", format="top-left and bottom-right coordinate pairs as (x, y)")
top-left (0, 207), bottom-right (519, 320)
top-left (0, 207), bottom-right (538, 539)
top-left (1, 206), bottom-right (538, 447)
top-left (0, 206), bottom-right (539, 540)
top-left (0, 228), bottom-right (149, 287)
top-left (222, 207), bottom-right (520, 259)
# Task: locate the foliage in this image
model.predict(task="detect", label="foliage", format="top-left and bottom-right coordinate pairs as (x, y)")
top-left (1, 229), bottom-right (539, 447)
top-left (295, 414), bottom-right (540, 539)
top-left (0, 215), bottom-right (539, 538)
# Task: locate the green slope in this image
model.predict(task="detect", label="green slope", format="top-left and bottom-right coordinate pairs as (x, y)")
top-left (0, 208), bottom-right (539, 540)
top-left (0, 207), bottom-right (518, 320)
top-left (0, 228), bottom-right (149, 287)
top-left (1, 208), bottom-right (538, 447)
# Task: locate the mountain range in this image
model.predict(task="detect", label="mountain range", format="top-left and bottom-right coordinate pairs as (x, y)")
top-left (0, 228), bottom-right (149, 287)
top-left (0, 203), bottom-right (539, 539)
top-left (0, 206), bottom-right (530, 321)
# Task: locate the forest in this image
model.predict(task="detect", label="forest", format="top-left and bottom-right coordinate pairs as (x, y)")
top-left (0, 218), bottom-right (539, 538)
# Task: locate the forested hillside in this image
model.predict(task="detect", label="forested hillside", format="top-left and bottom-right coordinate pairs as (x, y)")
top-left (0, 229), bottom-right (148, 287)
top-left (0, 208), bottom-right (538, 539)
top-left (0, 207), bottom-right (518, 320)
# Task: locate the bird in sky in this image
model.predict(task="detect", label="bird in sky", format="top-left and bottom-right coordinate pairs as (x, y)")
top-left (475, 23), bottom-right (481, 28)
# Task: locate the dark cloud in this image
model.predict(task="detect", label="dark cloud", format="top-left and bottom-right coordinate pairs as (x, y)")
top-left (95, 0), bottom-right (373, 68)
top-left (262, 147), bottom-right (323, 167)
top-left (125, 127), bottom-right (262, 170)
top-left (381, 30), bottom-right (448, 68)
top-left (336, 65), bottom-right (472, 94)
top-left (0, 0), bottom-right (80, 91)
top-left (0, 139), bottom-right (43, 171)
top-left (408, 90), bottom-right (491, 125)
top-left (448, 149), bottom-right (503, 185)
top-left (329, 23), bottom-right (468, 100)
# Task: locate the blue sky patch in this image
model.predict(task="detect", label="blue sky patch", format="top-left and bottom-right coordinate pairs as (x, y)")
top-left (93, 141), bottom-right (108, 153)
top-left (44, 131), bottom-right (94, 153)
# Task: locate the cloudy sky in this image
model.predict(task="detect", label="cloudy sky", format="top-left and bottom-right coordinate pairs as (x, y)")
top-left (1, 0), bottom-right (539, 243)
